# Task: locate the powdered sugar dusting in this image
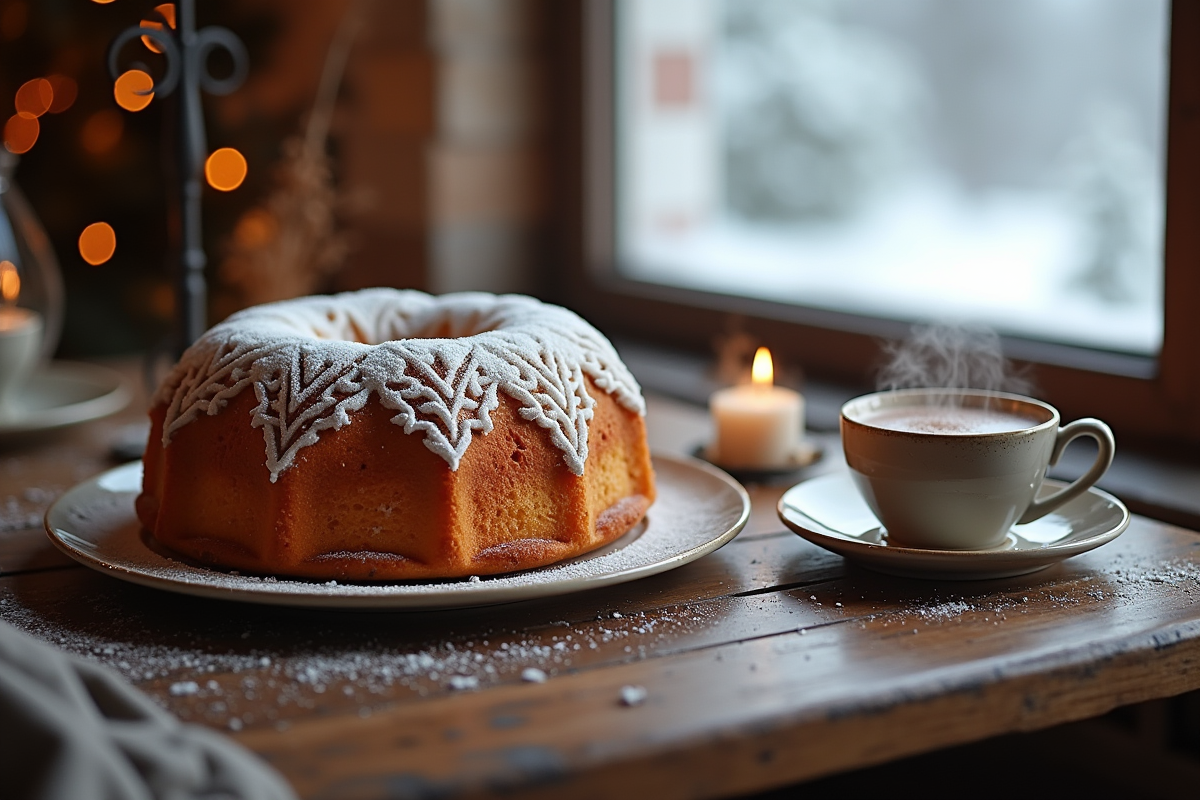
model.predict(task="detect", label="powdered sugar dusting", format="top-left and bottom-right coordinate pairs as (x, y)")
top-left (1099, 555), bottom-right (1200, 592)
top-left (0, 580), bottom-right (725, 729)
top-left (155, 290), bottom-right (645, 479)
top-left (0, 488), bottom-right (60, 532)
top-left (17, 454), bottom-right (738, 728)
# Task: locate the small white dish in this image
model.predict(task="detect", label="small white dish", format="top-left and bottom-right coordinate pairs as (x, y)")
top-left (0, 361), bottom-right (131, 435)
top-left (44, 454), bottom-right (750, 610)
top-left (777, 472), bottom-right (1129, 580)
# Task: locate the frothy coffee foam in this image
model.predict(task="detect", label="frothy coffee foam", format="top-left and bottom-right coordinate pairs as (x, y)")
top-left (863, 406), bottom-right (1041, 435)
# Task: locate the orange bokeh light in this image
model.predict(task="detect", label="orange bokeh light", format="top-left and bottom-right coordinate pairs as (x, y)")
top-left (114, 70), bottom-right (155, 112)
top-left (234, 209), bottom-right (278, 248)
top-left (141, 22), bottom-right (164, 53)
top-left (79, 223), bottom-right (117, 266)
top-left (205, 147), bottom-right (247, 192)
top-left (1, 3), bottom-right (28, 42)
top-left (46, 75), bottom-right (77, 114)
top-left (147, 282), bottom-right (175, 320)
top-left (141, 4), bottom-right (177, 53)
top-left (91, 0), bottom-right (117, 4)
top-left (15, 78), bottom-right (52, 119)
top-left (156, 3), bottom-right (177, 27)
top-left (81, 109), bottom-right (124, 155)
top-left (3, 114), bottom-right (38, 154)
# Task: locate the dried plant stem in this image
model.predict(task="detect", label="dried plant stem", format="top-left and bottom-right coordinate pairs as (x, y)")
top-left (305, 0), bottom-right (367, 161)
top-left (220, 0), bottom-right (370, 309)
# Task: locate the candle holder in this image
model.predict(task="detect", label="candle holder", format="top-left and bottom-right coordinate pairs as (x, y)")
top-left (0, 152), bottom-right (65, 417)
top-left (0, 152), bottom-right (64, 360)
top-left (692, 441), bottom-right (822, 484)
top-left (107, 0), bottom-right (248, 354)
top-left (702, 346), bottom-right (822, 482)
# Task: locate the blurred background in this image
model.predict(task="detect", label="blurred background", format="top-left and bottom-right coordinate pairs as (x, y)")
top-left (617, 0), bottom-right (1168, 355)
top-left (0, 0), bottom-right (1170, 360)
top-left (0, 0), bottom-right (552, 358)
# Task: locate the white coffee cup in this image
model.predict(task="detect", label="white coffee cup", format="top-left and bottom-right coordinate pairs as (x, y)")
top-left (840, 388), bottom-right (1115, 550)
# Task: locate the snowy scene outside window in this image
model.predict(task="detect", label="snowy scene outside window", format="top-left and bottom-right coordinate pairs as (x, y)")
top-left (615, 0), bottom-right (1168, 355)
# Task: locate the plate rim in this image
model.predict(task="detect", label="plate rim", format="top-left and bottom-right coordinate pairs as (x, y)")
top-left (0, 360), bottom-right (132, 435)
top-left (777, 472), bottom-right (1129, 576)
top-left (44, 453), bottom-right (750, 610)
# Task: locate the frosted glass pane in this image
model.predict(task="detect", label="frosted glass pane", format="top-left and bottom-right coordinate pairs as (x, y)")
top-left (615, 0), bottom-right (1168, 355)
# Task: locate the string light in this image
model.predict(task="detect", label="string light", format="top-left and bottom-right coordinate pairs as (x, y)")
top-left (14, 78), bottom-right (52, 118)
top-left (0, 3), bottom-right (28, 42)
top-left (233, 209), bottom-right (277, 247)
top-left (205, 147), bottom-right (247, 191)
top-left (81, 110), bottom-right (124, 155)
top-left (114, 69), bottom-right (154, 112)
top-left (79, 223), bottom-right (117, 266)
top-left (46, 75), bottom-right (77, 114)
top-left (3, 114), bottom-right (38, 154)
top-left (148, 283), bottom-right (175, 319)
top-left (141, 4), bottom-right (176, 53)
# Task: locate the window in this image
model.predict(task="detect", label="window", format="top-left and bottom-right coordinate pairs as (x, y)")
top-left (616, 0), bottom-right (1167, 357)
top-left (560, 0), bottom-right (1200, 444)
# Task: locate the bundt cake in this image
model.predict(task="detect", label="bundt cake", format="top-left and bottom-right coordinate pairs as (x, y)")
top-left (136, 289), bottom-right (656, 580)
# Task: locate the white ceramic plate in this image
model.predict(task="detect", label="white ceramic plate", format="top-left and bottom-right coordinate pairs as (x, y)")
top-left (0, 361), bottom-right (131, 435)
top-left (778, 472), bottom-right (1129, 580)
top-left (44, 454), bottom-right (749, 610)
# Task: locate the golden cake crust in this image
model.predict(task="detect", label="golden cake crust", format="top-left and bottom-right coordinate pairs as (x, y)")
top-left (137, 290), bottom-right (655, 580)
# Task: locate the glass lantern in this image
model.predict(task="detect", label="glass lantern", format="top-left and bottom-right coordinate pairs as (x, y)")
top-left (0, 151), bottom-right (65, 363)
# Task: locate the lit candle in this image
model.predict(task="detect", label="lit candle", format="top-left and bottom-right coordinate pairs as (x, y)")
top-left (0, 260), bottom-right (43, 417)
top-left (709, 347), bottom-right (804, 468)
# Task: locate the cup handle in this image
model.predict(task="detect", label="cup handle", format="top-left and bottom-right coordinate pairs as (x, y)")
top-left (1017, 418), bottom-right (1115, 525)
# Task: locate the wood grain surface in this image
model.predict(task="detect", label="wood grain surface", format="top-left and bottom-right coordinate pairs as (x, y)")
top-left (3, 364), bottom-right (1200, 799)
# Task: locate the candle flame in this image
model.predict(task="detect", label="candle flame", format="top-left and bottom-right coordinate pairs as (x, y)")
top-left (751, 347), bottom-right (773, 386)
top-left (0, 261), bottom-right (19, 304)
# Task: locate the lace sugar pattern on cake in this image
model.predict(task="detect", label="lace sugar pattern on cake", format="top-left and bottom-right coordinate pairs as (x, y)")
top-left (154, 290), bottom-right (646, 482)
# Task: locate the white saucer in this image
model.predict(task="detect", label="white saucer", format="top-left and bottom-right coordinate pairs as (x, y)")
top-left (44, 454), bottom-right (750, 610)
top-left (0, 361), bottom-right (132, 435)
top-left (777, 472), bottom-right (1129, 580)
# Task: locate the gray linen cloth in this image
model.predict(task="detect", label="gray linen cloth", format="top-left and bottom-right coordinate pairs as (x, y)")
top-left (0, 621), bottom-right (297, 800)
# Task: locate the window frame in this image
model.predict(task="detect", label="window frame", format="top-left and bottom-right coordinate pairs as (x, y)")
top-left (554, 0), bottom-right (1200, 446)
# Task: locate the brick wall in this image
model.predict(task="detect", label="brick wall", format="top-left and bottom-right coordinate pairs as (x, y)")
top-left (335, 0), bottom-right (550, 295)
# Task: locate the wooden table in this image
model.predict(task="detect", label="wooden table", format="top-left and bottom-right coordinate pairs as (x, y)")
top-left (4, 363), bottom-right (1200, 799)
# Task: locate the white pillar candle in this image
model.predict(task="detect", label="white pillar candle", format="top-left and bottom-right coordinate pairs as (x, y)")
top-left (0, 261), bottom-right (43, 418)
top-left (709, 348), bottom-right (804, 468)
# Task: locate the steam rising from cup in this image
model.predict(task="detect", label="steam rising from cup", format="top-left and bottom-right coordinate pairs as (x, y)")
top-left (877, 323), bottom-right (1032, 397)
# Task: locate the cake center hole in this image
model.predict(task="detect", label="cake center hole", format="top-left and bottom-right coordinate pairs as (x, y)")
top-left (400, 320), bottom-right (500, 340)
top-left (376, 311), bottom-right (501, 343)
top-left (306, 309), bottom-right (502, 344)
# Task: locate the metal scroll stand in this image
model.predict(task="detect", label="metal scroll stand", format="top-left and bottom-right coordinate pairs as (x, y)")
top-left (107, 0), bottom-right (247, 363)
